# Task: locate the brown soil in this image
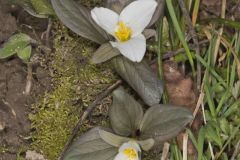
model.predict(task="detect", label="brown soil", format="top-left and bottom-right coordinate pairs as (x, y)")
top-left (0, 1), bottom-right (51, 159)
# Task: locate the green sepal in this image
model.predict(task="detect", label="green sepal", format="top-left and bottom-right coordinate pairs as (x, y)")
top-left (109, 87), bottom-right (143, 137)
top-left (0, 33), bottom-right (31, 59)
top-left (91, 43), bottom-right (120, 64)
top-left (137, 138), bottom-right (155, 151)
top-left (99, 129), bottom-right (155, 151)
top-left (140, 104), bottom-right (193, 144)
top-left (64, 127), bottom-right (118, 160)
top-left (111, 57), bottom-right (163, 106)
top-left (99, 129), bottom-right (130, 147)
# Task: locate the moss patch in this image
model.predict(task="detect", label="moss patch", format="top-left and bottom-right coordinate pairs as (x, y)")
top-left (29, 24), bottom-right (116, 160)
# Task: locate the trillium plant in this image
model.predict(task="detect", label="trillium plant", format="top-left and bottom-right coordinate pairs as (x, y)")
top-left (64, 88), bottom-right (193, 160)
top-left (50, 0), bottom-right (193, 159)
top-left (91, 0), bottom-right (157, 62)
top-left (51, 0), bottom-right (164, 108)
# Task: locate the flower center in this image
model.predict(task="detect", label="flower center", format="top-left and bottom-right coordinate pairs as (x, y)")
top-left (115, 21), bottom-right (132, 42)
top-left (123, 148), bottom-right (137, 160)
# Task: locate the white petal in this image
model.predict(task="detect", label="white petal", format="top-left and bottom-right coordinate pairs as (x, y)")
top-left (91, 7), bottom-right (119, 36)
top-left (114, 141), bottom-right (141, 160)
top-left (110, 34), bottom-right (146, 62)
top-left (119, 0), bottom-right (157, 37)
top-left (114, 152), bottom-right (128, 160)
top-left (119, 141), bottom-right (141, 153)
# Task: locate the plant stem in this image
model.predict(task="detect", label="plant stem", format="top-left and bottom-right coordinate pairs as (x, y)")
top-left (157, 17), bottom-right (168, 104)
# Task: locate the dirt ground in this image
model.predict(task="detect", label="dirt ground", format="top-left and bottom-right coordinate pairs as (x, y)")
top-left (1, 0), bottom-right (240, 159)
top-left (0, 1), bottom-right (51, 159)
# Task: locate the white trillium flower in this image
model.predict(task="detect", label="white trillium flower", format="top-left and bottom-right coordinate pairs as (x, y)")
top-left (114, 141), bottom-right (141, 160)
top-left (91, 0), bottom-right (157, 62)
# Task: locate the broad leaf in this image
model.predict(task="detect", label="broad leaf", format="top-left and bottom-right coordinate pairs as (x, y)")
top-left (91, 43), bottom-right (120, 64)
top-left (17, 45), bottom-right (32, 62)
top-left (111, 57), bottom-right (163, 106)
top-left (139, 104), bottom-right (193, 144)
top-left (51, 0), bottom-right (109, 44)
top-left (10, 0), bottom-right (49, 18)
top-left (148, 0), bottom-right (165, 27)
top-left (31, 0), bottom-right (55, 16)
top-left (109, 87), bottom-right (143, 137)
top-left (0, 33), bottom-right (31, 59)
top-left (64, 127), bottom-right (118, 160)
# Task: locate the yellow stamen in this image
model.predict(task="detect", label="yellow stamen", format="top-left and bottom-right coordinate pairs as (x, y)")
top-left (123, 148), bottom-right (137, 160)
top-left (115, 21), bottom-right (132, 42)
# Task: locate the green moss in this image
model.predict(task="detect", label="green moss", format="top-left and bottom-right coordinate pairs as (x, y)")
top-left (29, 23), bottom-right (116, 160)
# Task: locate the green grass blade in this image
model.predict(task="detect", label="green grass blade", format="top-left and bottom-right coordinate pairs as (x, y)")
top-left (204, 82), bottom-right (217, 118)
top-left (203, 18), bottom-right (240, 30)
top-left (195, 54), bottom-right (227, 88)
top-left (166, 0), bottom-right (196, 76)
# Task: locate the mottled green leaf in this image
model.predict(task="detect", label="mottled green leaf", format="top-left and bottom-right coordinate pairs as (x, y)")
top-left (64, 127), bottom-right (118, 160)
top-left (109, 87), bottom-right (143, 137)
top-left (51, 0), bottom-right (109, 44)
top-left (0, 33), bottom-right (31, 59)
top-left (17, 45), bottom-right (32, 61)
top-left (10, 0), bottom-right (48, 18)
top-left (111, 57), bottom-right (163, 106)
top-left (140, 104), bottom-right (193, 143)
top-left (91, 43), bottom-right (120, 64)
top-left (31, 0), bottom-right (55, 16)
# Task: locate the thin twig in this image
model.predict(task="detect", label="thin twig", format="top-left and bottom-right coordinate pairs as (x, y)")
top-left (42, 18), bottom-right (52, 48)
top-left (177, 0), bottom-right (201, 90)
top-left (25, 63), bottom-right (33, 95)
top-left (150, 39), bottom-right (209, 65)
top-left (30, 39), bottom-right (52, 54)
top-left (231, 139), bottom-right (240, 160)
top-left (183, 133), bottom-right (188, 160)
top-left (161, 142), bottom-right (170, 160)
top-left (58, 80), bottom-right (122, 160)
top-left (213, 0), bottom-right (226, 65)
top-left (191, 92), bottom-right (204, 126)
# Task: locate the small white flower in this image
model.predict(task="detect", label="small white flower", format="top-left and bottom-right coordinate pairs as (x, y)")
top-left (91, 0), bottom-right (157, 62)
top-left (114, 141), bottom-right (141, 160)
